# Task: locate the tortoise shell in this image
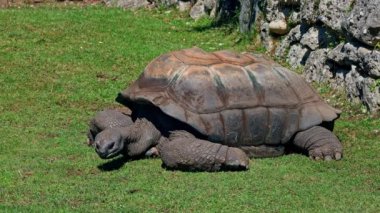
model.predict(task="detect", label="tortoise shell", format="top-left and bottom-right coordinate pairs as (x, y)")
top-left (117, 47), bottom-right (340, 146)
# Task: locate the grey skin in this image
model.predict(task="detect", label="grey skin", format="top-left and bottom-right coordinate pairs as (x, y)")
top-left (88, 108), bottom-right (343, 172)
top-left (87, 109), bottom-right (161, 159)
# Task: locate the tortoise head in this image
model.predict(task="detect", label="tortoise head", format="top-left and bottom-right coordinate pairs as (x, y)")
top-left (94, 128), bottom-right (125, 159)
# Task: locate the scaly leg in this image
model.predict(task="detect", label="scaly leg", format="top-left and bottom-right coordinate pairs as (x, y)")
top-left (293, 126), bottom-right (343, 161)
top-left (159, 131), bottom-right (249, 172)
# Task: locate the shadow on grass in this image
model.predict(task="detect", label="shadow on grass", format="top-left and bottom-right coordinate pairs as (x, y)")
top-left (190, 21), bottom-right (237, 33)
top-left (97, 156), bottom-right (145, 172)
top-left (190, 21), bottom-right (216, 32)
top-left (97, 156), bottom-right (128, 171)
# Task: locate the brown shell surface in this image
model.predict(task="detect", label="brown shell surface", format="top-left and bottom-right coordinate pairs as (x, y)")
top-left (119, 47), bottom-right (341, 146)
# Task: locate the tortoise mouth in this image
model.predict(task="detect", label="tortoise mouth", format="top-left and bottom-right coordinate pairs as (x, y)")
top-left (97, 150), bottom-right (121, 159)
top-left (95, 142), bottom-right (124, 159)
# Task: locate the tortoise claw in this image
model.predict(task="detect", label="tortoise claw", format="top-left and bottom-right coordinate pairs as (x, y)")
top-left (335, 152), bottom-right (342, 160)
top-left (87, 138), bottom-right (94, 147)
top-left (145, 147), bottom-right (160, 157)
top-left (224, 148), bottom-right (249, 170)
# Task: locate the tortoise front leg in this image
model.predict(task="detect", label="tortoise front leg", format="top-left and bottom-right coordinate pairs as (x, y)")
top-left (159, 132), bottom-right (249, 172)
top-left (293, 126), bottom-right (343, 161)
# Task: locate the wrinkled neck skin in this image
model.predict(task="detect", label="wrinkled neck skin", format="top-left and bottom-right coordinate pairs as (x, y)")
top-left (118, 118), bottom-right (162, 158)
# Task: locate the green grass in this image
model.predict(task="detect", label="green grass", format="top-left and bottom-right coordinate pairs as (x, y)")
top-left (0, 5), bottom-right (379, 212)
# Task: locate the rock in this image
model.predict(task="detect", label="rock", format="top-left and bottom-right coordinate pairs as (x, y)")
top-left (263, 0), bottom-right (288, 22)
top-left (360, 78), bottom-right (380, 112)
top-left (360, 50), bottom-right (380, 78)
top-left (160, 0), bottom-right (178, 7)
top-left (304, 44), bottom-right (380, 112)
top-left (104, 0), bottom-right (151, 8)
top-left (275, 24), bottom-right (309, 58)
top-left (300, 26), bottom-right (337, 50)
top-left (288, 11), bottom-right (301, 27)
top-left (239, 0), bottom-right (259, 33)
top-left (284, 24), bottom-right (303, 41)
top-left (342, 0), bottom-right (380, 47)
top-left (327, 43), bottom-right (360, 66)
top-left (317, 0), bottom-right (354, 32)
top-left (190, 1), bottom-right (207, 20)
top-left (300, 0), bottom-right (317, 24)
top-left (328, 42), bottom-right (380, 78)
top-left (303, 48), bottom-right (332, 83)
top-left (0, 0), bottom-right (8, 8)
top-left (281, 0), bottom-right (300, 6)
top-left (209, 5), bottom-right (217, 17)
top-left (345, 66), bottom-right (380, 112)
top-left (260, 22), bottom-right (275, 51)
top-left (178, 0), bottom-right (192, 11)
top-left (332, 67), bottom-right (350, 90)
top-left (345, 65), bottom-right (363, 100)
top-left (286, 44), bottom-right (310, 68)
top-left (203, 0), bottom-right (216, 9)
top-left (300, 0), bottom-right (353, 28)
top-left (204, 0), bottom-right (216, 17)
top-left (300, 27), bottom-right (320, 50)
top-left (269, 19), bottom-right (288, 35)
top-left (190, 0), bottom-right (216, 20)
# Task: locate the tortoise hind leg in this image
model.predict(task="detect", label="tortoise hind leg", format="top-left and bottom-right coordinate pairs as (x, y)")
top-left (159, 132), bottom-right (249, 172)
top-left (293, 126), bottom-right (343, 160)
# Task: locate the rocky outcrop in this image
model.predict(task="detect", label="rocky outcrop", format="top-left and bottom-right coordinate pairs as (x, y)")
top-left (161, 0), bottom-right (178, 6)
top-left (318, 0), bottom-right (351, 32)
top-left (303, 44), bottom-right (380, 111)
top-left (264, 0), bottom-right (380, 113)
top-left (342, 0), bottom-right (380, 47)
top-left (103, 0), bottom-right (218, 20)
top-left (104, 0), bottom-right (152, 9)
top-left (104, 0), bottom-right (217, 20)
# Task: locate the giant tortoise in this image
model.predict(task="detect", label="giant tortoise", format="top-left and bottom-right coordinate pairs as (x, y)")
top-left (88, 47), bottom-right (343, 171)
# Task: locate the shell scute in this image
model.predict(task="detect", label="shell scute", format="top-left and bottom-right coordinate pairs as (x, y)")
top-left (281, 109), bottom-right (299, 143)
top-left (211, 63), bottom-right (260, 108)
top-left (221, 109), bottom-right (243, 145)
top-left (213, 50), bottom-right (255, 66)
top-left (244, 64), bottom-right (299, 107)
top-left (172, 47), bottom-right (220, 66)
top-left (243, 107), bottom-right (268, 146)
top-left (138, 53), bottom-right (184, 90)
top-left (198, 113), bottom-right (225, 143)
top-left (274, 66), bottom-right (320, 103)
top-left (265, 108), bottom-right (287, 145)
top-left (169, 65), bottom-right (224, 113)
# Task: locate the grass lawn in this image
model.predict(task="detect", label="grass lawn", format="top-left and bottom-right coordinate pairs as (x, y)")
top-left (0, 4), bottom-right (379, 212)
